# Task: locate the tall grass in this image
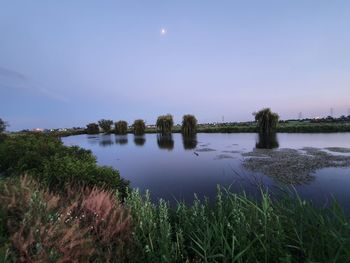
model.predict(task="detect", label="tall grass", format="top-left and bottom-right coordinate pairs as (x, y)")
top-left (126, 187), bottom-right (350, 263)
top-left (1, 176), bottom-right (349, 262)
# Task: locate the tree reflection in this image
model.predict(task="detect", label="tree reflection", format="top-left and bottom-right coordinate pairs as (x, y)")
top-left (182, 134), bottom-right (197, 150)
top-left (99, 135), bottom-right (114, 147)
top-left (157, 134), bottom-right (174, 150)
top-left (255, 133), bottom-right (279, 149)
top-left (134, 135), bottom-right (146, 146)
top-left (115, 135), bottom-right (128, 145)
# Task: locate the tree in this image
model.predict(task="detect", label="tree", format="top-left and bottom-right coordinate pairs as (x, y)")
top-left (98, 119), bottom-right (113, 133)
top-left (115, 121), bottom-right (128, 135)
top-left (253, 108), bottom-right (279, 135)
top-left (0, 118), bottom-right (8, 133)
top-left (86, 123), bottom-right (100, 134)
top-left (133, 119), bottom-right (146, 135)
top-left (156, 114), bottom-right (173, 135)
top-left (181, 114), bottom-right (197, 135)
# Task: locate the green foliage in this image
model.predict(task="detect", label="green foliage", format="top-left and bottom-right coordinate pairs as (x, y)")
top-left (0, 134), bottom-right (128, 197)
top-left (0, 118), bottom-right (7, 133)
top-left (156, 114), bottom-right (174, 135)
top-left (181, 114), bottom-right (197, 135)
top-left (115, 120), bottom-right (128, 135)
top-left (126, 188), bottom-right (350, 263)
top-left (98, 119), bottom-right (113, 133)
top-left (133, 119), bottom-right (146, 135)
top-left (254, 108), bottom-right (279, 134)
top-left (86, 123), bottom-right (100, 134)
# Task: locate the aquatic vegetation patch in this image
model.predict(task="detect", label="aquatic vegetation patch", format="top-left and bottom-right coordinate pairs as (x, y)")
top-left (242, 148), bottom-right (350, 184)
top-left (195, 147), bottom-right (216, 152)
top-left (222, 150), bottom-right (241, 154)
top-left (325, 147), bottom-right (350, 153)
top-left (214, 154), bottom-right (235, 160)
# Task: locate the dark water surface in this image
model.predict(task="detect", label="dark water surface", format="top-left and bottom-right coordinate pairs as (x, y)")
top-left (63, 133), bottom-right (350, 211)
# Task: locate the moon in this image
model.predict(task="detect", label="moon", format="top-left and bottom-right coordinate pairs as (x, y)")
top-left (160, 28), bottom-right (167, 35)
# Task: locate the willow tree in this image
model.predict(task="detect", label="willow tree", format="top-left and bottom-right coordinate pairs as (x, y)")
top-left (133, 119), bottom-right (146, 135)
top-left (254, 108), bottom-right (279, 135)
top-left (98, 119), bottom-right (113, 133)
top-left (86, 123), bottom-right (100, 134)
top-left (156, 114), bottom-right (173, 135)
top-left (181, 114), bottom-right (197, 135)
top-left (115, 121), bottom-right (128, 135)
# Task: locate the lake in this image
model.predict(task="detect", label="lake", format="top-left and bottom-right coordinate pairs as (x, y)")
top-left (63, 133), bottom-right (350, 212)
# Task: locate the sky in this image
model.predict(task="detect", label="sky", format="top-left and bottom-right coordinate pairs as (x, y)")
top-left (0, 0), bottom-right (349, 131)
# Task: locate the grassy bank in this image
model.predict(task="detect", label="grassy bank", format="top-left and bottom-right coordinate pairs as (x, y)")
top-left (1, 178), bottom-right (349, 262)
top-left (117, 121), bottom-right (350, 134)
top-left (194, 122), bottom-right (350, 133)
top-left (0, 134), bottom-right (350, 262)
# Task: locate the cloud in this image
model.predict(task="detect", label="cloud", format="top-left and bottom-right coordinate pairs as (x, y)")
top-left (0, 66), bottom-right (69, 102)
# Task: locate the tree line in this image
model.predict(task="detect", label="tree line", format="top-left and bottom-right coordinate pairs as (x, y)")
top-left (86, 114), bottom-right (199, 136)
top-left (86, 109), bottom-right (278, 136)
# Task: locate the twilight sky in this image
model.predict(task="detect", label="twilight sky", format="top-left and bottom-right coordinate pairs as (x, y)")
top-left (1, 1), bottom-right (349, 130)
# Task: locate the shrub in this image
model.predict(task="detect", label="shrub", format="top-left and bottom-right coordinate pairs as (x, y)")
top-left (0, 134), bottom-right (129, 197)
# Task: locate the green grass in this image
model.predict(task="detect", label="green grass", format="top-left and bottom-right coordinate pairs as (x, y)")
top-left (125, 187), bottom-right (350, 263)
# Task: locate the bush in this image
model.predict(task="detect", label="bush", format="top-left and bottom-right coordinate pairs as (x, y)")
top-left (0, 134), bottom-right (129, 197)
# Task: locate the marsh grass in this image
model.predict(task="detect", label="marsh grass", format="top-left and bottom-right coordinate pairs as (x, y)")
top-left (126, 187), bottom-right (350, 263)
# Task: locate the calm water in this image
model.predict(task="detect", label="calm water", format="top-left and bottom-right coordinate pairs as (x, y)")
top-left (63, 133), bottom-right (350, 211)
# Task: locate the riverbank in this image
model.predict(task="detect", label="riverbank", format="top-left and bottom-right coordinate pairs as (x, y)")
top-left (0, 133), bottom-right (350, 262)
top-left (9, 121), bottom-right (350, 137)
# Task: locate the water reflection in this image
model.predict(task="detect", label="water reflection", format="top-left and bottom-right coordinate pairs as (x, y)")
top-left (86, 135), bottom-right (100, 145)
top-left (115, 135), bottom-right (128, 145)
top-left (157, 134), bottom-right (174, 150)
top-left (256, 133), bottom-right (279, 149)
top-left (99, 135), bottom-right (114, 147)
top-left (182, 134), bottom-right (198, 150)
top-left (134, 135), bottom-right (146, 146)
